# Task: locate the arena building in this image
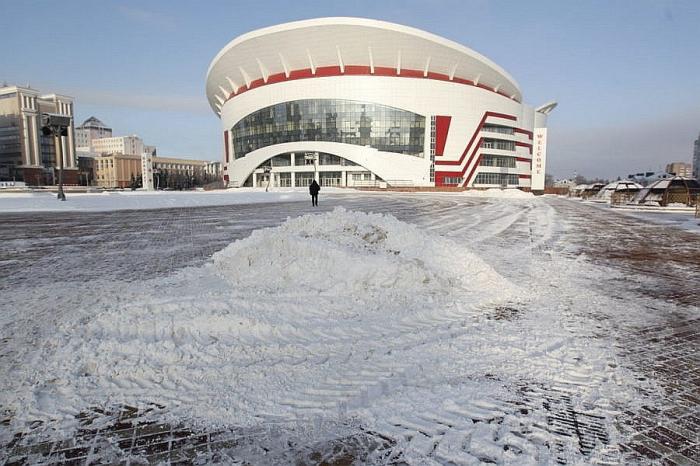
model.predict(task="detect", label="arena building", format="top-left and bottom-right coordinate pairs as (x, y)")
top-left (206, 17), bottom-right (556, 189)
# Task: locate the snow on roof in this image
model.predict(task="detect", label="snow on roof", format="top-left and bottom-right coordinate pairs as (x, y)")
top-left (630, 176), bottom-right (700, 205)
top-left (594, 180), bottom-right (643, 200)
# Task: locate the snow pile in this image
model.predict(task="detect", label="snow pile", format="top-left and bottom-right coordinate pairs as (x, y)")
top-left (462, 188), bottom-right (535, 199)
top-left (212, 207), bottom-right (506, 300)
top-left (3, 208), bottom-right (520, 431)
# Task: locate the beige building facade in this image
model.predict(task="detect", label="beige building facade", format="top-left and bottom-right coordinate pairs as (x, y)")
top-left (92, 154), bottom-right (217, 188)
top-left (0, 85), bottom-right (78, 184)
top-left (665, 162), bottom-right (692, 178)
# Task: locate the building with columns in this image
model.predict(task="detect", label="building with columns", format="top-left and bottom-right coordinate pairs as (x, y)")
top-left (0, 85), bottom-right (78, 185)
top-left (92, 153), bottom-right (220, 189)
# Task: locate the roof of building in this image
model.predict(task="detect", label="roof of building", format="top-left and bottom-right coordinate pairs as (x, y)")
top-left (206, 17), bottom-right (523, 115)
top-left (79, 116), bottom-right (111, 129)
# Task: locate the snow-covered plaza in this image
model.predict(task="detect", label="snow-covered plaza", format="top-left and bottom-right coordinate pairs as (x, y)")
top-left (1, 191), bottom-right (698, 465)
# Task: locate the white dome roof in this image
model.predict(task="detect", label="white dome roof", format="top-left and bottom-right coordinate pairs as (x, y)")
top-left (206, 17), bottom-right (522, 115)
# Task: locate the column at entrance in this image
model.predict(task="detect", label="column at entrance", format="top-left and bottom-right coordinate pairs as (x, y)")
top-left (291, 171), bottom-right (295, 188)
top-left (32, 115), bottom-right (41, 166)
top-left (22, 115), bottom-right (32, 166)
top-left (252, 173), bottom-right (257, 187)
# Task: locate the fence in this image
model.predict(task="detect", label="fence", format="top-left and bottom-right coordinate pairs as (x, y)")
top-left (610, 192), bottom-right (636, 205)
top-left (661, 190), bottom-right (700, 207)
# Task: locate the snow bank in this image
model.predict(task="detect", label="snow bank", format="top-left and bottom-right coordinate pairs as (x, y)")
top-left (0, 189), bottom-right (320, 213)
top-left (3, 208), bottom-right (520, 431)
top-left (462, 188), bottom-right (535, 199)
top-left (213, 208), bottom-right (506, 300)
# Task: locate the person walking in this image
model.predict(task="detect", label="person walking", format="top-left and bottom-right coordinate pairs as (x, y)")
top-left (309, 179), bottom-right (320, 206)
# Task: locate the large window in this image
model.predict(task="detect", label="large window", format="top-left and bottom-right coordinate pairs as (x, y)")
top-left (482, 124), bottom-right (514, 135)
top-left (474, 173), bottom-right (519, 185)
top-left (481, 139), bottom-right (515, 151)
top-left (479, 155), bottom-right (516, 168)
top-left (231, 99), bottom-right (425, 159)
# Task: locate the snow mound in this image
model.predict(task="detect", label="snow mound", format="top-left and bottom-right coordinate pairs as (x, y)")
top-left (212, 207), bottom-right (508, 300)
top-left (4, 208), bottom-right (522, 431)
top-left (462, 188), bottom-right (535, 199)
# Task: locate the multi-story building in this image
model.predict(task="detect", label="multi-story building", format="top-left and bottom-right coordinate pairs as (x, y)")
top-left (693, 132), bottom-right (700, 180)
top-left (665, 162), bottom-right (692, 177)
top-left (92, 153), bottom-right (218, 189)
top-left (75, 116), bottom-right (112, 151)
top-left (204, 161), bottom-right (222, 178)
top-left (0, 85), bottom-right (78, 185)
top-left (92, 135), bottom-right (145, 157)
top-left (206, 18), bottom-right (556, 189)
top-left (144, 145), bottom-right (157, 156)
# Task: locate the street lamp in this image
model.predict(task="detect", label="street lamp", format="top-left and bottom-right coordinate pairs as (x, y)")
top-left (263, 165), bottom-right (272, 192)
top-left (304, 152), bottom-right (319, 183)
top-left (41, 113), bottom-right (71, 201)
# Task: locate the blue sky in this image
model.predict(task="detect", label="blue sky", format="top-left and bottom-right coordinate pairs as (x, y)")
top-left (2, 0), bottom-right (699, 179)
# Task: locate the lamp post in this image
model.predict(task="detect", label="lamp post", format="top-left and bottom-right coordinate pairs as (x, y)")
top-left (304, 152), bottom-right (319, 184)
top-left (41, 113), bottom-right (71, 201)
top-left (263, 166), bottom-right (271, 192)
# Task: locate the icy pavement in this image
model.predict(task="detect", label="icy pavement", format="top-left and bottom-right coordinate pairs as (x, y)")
top-left (0, 195), bottom-right (698, 465)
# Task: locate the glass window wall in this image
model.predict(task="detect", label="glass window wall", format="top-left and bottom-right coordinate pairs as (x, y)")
top-left (232, 99), bottom-right (425, 159)
top-left (479, 155), bottom-right (516, 168)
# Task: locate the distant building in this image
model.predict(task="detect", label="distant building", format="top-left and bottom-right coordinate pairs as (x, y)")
top-left (553, 179), bottom-right (574, 189)
top-left (693, 132), bottom-right (700, 180)
top-left (665, 162), bottom-right (692, 177)
top-left (75, 116), bottom-right (112, 151)
top-left (0, 85), bottom-right (78, 185)
top-left (92, 153), bottom-right (220, 189)
top-left (204, 161), bottom-right (222, 178)
top-left (92, 135), bottom-right (145, 156)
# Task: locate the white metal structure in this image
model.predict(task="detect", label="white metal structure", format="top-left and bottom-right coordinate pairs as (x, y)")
top-left (206, 17), bottom-right (556, 189)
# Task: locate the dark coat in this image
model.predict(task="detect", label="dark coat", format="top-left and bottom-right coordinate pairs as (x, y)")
top-left (309, 180), bottom-right (320, 195)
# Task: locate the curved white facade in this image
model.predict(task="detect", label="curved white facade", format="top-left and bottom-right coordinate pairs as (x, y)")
top-left (206, 17), bottom-right (555, 189)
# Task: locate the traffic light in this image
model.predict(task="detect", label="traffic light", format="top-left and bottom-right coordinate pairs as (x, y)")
top-left (40, 113), bottom-right (72, 135)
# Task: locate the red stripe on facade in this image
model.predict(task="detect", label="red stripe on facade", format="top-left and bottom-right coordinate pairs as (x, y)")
top-left (434, 116), bottom-right (451, 156)
top-left (315, 65), bottom-right (343, 76)
top-left (515, 157), bottom-right (531, 162)
top-left (518, 174), bottom-right (531, 179)
top-left (289, 68), bottom-right (314, 79)
top-left (223, 131), bottom-right (229, 163)
top-left (434, 111), bottom-right (534, 187)
top-left (487, 112), bottom-right (517, 121)
top-left (436, 111), bottom-right (517, 167)
top-left (452, 77), bottom-right (475, 86)
top-left (426, 71), bottom-right (451, 81)
top-left (222, 66), bottom-right (522, 104)
top-left (463, 153), bottom-right (484, 187)
top-left (515, 141), bottom-right (533, 154)
top-left (373, 66), bottom-right (396, 76)
top-left (514, 127), bottom-right (533, 140)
